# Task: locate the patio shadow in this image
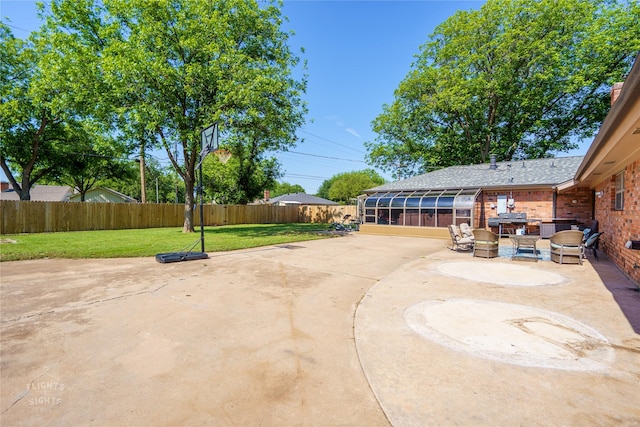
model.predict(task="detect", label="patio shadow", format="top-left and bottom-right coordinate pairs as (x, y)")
top-left (589, 254), bottom-right (640, 334)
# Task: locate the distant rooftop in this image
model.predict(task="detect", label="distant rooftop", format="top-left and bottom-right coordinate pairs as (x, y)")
top-left (0, 184), bottom-right (74, 201)
top-left (268, 193), bottom-right (338, 205)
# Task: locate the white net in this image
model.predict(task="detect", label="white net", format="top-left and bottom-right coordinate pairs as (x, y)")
top-left (214, 149), bottom-right (232, 164)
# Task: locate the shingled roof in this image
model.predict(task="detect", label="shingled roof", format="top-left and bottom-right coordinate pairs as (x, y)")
top-left (366, 156), bottom-right (584, 193)
top-left (0, 184), bottom-right (74, 201)
top-left (268, 193), bottom-right (338, 205)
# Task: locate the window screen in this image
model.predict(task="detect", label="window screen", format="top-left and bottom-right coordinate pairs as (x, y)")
top-left (615, 172), bottom-right (624, 210)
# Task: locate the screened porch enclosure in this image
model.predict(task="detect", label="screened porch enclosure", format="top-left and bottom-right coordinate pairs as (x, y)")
top-left (363, 189), bottom-right (479, 228)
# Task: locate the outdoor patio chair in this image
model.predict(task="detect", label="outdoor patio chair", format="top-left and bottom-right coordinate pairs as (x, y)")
top-left (459, 222), bottom-right (475, 240)
top-left (472, 229), bottom-right (499, 258)
top-left (584, 232), bottom-right (604, 261)
top-left (448, 224), bottom-right (474, 251)
top-left (550, 230), bottom-right (584, 265)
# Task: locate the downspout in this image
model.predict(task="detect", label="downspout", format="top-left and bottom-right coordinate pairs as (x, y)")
top-left (477, 190), bottom-right (484, 229)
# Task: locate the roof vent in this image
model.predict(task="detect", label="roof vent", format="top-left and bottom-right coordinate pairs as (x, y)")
top-left (489, 154), bottom-right (497, 170)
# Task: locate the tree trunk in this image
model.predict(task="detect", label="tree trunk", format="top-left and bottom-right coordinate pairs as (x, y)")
top-left (183, 174), bottom-right (195, 232)
top-left (19, 175), bottom-right (32, 201)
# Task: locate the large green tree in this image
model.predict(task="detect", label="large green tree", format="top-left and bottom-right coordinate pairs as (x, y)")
top-left (367, 0), bottom-right (640, 177)
top-left (42, 0), bottom-right (306, 231)
top-left (201, 148), bottom-right (280, 204)
top-left (56, 126), bottom-right (131, 201)
top-left (0, 23), bottom-right (73, 200)
top-left (317, 169), bottom-right (385, 204)
top-left (101, 157), bottom-right (177, 203)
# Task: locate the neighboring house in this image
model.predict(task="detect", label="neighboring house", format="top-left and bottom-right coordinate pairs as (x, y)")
top-left (562, 53), bottom-right (640, 285)
top-left (360, 156), bottom-right (590, 237)
top-left (0, 184), bottom-right (74, 201)
top-left (68, 187), bottom-right (137, 203)
top-left (0, 183), bottom-right (137, 203)
top-left (268, 193), bottom-right (338, 206)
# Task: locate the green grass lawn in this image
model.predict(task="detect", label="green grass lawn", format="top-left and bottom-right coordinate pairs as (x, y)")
top-left (0, 223), bottom-right (335, 261)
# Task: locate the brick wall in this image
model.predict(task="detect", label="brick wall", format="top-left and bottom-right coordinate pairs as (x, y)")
top-left (477, 188), bottom-right (593, 232)
top-left (556, 187), bottom-right (593, 222)
top-left (595, 160), bottom-right (640, 284)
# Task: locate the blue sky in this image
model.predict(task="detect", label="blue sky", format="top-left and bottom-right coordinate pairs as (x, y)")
top-left (277, 0), bottom-right (489, 192)
top-left (1, 0), bottom-right (588, 194)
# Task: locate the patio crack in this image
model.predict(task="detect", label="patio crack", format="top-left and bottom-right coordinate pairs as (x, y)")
top-left (1, 281), bottom-right (174, 325)
top-left (1, 341), bottom-right (67, 415)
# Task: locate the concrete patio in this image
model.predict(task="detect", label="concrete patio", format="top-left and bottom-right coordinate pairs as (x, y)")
top-left (1, 235), bottom-right (639, 426)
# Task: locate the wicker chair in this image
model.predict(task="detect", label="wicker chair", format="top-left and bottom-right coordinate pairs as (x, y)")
top-left (472, 229), bottom-right (499, 258)
top-left (448, 224), bottom-right (474, 251)
top-left (550, 230), bottom-right (584, 265)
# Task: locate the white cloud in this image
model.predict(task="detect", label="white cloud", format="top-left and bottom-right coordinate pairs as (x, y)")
top-left (326, 115), bottom-right (360, 138)
top-left (345, 128), bottom-right (361, 138)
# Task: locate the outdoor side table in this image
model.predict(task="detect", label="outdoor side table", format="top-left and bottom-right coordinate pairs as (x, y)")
top-left (509, 235), bottom-right (541, 261)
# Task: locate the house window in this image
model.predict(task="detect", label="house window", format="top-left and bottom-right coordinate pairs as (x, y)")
top-left (615, 171), bottom-right (624, 210)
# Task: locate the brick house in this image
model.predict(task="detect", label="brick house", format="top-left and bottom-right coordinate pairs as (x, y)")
top-left (359, 54), bottom-right (639, 286)
top-left (561, 54), bottom-right (640, 285)
top-left (359, 156), bottom-right (591, 238)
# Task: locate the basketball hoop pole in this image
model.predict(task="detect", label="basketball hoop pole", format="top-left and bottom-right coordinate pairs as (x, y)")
top-left (198, 140), bottom-right (205, 253)
top-left (198, 123), bottom-right (218, 253)
top-left (196, 123), bottom-right (218, 253)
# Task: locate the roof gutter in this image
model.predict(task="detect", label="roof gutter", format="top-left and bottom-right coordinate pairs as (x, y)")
top-left (555, 179), bottom-right (577, 193)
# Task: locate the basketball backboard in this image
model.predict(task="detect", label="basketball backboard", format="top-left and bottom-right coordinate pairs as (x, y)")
top-left (197, 123), bottom-right (219, 168)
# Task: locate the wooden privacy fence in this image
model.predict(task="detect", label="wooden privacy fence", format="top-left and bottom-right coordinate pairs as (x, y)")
top-left (0, 201), bottom-right (357, 234)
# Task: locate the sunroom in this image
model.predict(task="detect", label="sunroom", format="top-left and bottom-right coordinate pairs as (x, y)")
top-left (362, 189), bottom-right (479, 227)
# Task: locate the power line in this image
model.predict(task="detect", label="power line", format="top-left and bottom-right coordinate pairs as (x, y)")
top-left (285, 150), bottom-right (367, 163)
top-left (299, 129), bottom-right (366, 154)
top-left (1, 20), bottom-right (33, 35)
top-left (283, 173), bottom-right (328, 181)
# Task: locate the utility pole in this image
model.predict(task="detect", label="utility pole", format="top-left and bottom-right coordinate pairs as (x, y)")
top-left (139, 150), bottom-right (147, 203)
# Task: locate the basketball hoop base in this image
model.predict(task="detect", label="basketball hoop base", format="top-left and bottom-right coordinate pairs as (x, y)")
top-left (155, 252), bottom-right (209, 263)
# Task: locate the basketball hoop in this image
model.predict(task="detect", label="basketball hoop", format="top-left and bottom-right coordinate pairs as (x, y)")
top-left (195, 123), bottom-right (219, 170)
top-left (214, 149), bottom-right (232, 164)
top-left (200, 123), bottom-right (219, 155)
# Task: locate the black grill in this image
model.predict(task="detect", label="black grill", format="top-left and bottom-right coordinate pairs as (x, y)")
top-left (488, 212), bottom-right (527, 227)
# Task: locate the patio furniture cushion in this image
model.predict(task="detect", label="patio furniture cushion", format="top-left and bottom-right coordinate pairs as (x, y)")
top-left (475, 240), bottom-right (498, 246)
top-left (448, 224), bottom-right (474, 251)
top-left (585, 232), bottom-right (602, 247)
top-left (459, 223), bottom-right (475, 239)
top-left (550, 242), bottom-right (581, 251)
